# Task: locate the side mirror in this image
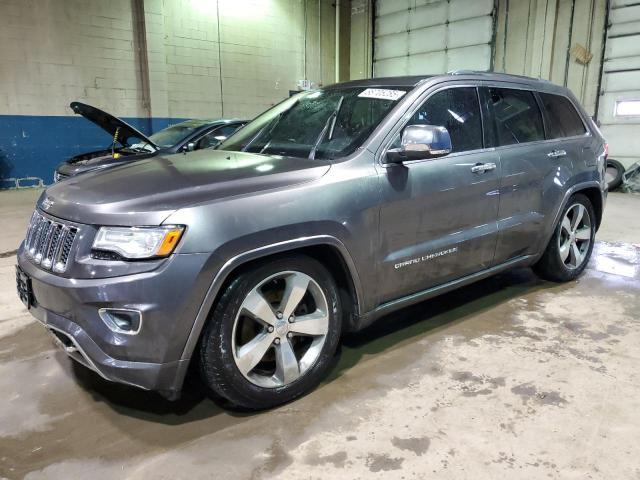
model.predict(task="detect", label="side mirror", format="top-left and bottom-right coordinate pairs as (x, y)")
top-left (386, 125), bottom-right (452, 164)
top-left (182, 142), bottom-right (196, 153)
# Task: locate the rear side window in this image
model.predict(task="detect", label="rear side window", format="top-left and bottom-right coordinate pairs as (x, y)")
top-left (405, 87), bottom-right (483, 153)
top-left (539, 93), bottom-right (587, 138)
top-left (484, 88), bottom-right (545, 146)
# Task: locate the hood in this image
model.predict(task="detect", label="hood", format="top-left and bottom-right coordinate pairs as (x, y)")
top-left (70, 101), bottom-right (158, 149)
top-left (40, 150), bottom-right (331, 226)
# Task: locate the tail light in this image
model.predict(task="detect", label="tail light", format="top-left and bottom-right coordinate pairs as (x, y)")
top-left (604, 143), bottom-right (609, 161)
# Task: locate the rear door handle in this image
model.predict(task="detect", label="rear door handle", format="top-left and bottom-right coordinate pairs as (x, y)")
top-left (547, 149), bottom-right (567, 158)
top-left (471, 162), bottom-right (497, 173)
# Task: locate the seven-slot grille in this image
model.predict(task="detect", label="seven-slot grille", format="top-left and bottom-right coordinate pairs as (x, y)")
top-left (24, 211), bottom-right (78, 273)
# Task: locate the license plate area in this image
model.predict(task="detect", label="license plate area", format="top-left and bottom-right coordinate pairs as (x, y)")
top-left (15, 265), bottom-right (35, 309)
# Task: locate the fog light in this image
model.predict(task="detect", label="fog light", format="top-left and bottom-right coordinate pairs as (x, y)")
top-left (98, 308), bottom-right (142, 335)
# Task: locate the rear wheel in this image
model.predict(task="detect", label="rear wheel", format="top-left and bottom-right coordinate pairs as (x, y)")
top-left (198, 255), bottom-right (341, 410)
top-left (533, 194), bottom-right (595, 282)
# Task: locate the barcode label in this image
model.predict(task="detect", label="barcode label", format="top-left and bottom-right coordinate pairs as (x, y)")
top-left (358, 88), bottom-right (406, 101)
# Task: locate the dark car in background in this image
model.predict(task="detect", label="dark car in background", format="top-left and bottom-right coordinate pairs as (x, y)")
top-left (53, 102), bottom-right (246, 181)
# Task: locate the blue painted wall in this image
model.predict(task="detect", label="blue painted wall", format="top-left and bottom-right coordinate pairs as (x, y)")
top-left (0, 115), bottom-right (186, 189)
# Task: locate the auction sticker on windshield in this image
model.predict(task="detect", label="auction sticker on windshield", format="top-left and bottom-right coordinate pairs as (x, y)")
top-left (358, 88), bottom-right (406, 101)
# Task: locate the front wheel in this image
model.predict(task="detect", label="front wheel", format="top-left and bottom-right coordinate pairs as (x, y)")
top-left (198, 255), bottom-right (342, 410)
top-left (533, 193), bottom-right (596, 282)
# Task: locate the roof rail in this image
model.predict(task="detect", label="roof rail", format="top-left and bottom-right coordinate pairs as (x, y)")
top-left (445, 70), bottom-right (552, 83)
top-left (447, 69), bottom-right (486, 75)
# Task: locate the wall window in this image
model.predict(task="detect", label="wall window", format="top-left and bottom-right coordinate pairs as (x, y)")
top-left (403, 87), bottom-right (483, 153)
top-left (615, 99), bottom-right (640, 117)
top-left (485, 88), bottom-right (545, 146)
top-left (539, 93), bottom-right (586, 138)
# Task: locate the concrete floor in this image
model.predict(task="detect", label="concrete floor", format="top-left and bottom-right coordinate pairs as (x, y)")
top-left (1, 189), bottom-right (639, 480)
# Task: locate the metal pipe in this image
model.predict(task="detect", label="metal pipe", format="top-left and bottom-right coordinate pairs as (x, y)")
top-left (335, 0), bottom-right (340, 83)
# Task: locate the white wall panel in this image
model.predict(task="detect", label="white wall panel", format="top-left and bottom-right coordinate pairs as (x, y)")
top-left (407, 51), bottom-right (447, 74)
top-left (606, 35), bottom-right (640, 58)
top-left (609, 5), bottom-right (640, 23)
top-left (448, 16), bottom-right (493, 49)
top-left (373, 0), bottom-right (494, 76)
top-left (408, 25), bottom-right (447, 55)
top-left (448, 44), bottom-right (492, 71)
top-left (599, 2), bottom-right (640, 167)
top-left (410, 3), bottom-right (448, 29)
top-left (449, 0), bottom-right (494, 21)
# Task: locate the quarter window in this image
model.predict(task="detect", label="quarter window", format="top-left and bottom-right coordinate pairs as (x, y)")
top-left (539, 93), bottom-right (586, 138)
top-left (485, 88), bottom-right (545, 146)
top-left (403, 87), bottom-right (483, 153)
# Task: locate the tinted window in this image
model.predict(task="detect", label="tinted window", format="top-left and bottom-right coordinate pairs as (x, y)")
top-left (404, 87), bottom-right (483, 153)
top-left (485, 88), bottom-right (544, 146)
top-left (149, 121), bottom-right (206, 148)
top-left (196, 124), bottom-right (243, 149)
top-left (539, 93), bottom-right (586, 138)
top-left (218, 124), bottom-right (243, 137)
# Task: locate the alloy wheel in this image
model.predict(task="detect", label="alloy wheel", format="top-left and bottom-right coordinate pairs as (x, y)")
top-left (231, 271), bottom-right (329, 388)
top-left (558, 203), bottom-right (592, 269)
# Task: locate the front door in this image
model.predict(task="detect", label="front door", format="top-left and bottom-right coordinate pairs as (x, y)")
top-left (376, 86), bottom-right (500, 305)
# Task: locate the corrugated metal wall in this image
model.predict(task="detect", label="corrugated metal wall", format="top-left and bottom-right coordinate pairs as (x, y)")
top-left (372, 0), bottom-right (495, 76)
top-left (598, 0), bottom-right (640, 167)
top-left (494, 0), bottom-right (607, 116)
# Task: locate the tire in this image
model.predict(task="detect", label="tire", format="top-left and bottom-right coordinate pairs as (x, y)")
top-left (198, 254), bottom-right (342, 410)
top-left (533, 193), bottom-right (596, 282)
top-left (605, 159), bottom-right (625, 191)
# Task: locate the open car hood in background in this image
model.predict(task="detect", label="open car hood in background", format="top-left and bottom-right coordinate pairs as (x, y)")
top-left (70, 101), bottom-right (159, 150)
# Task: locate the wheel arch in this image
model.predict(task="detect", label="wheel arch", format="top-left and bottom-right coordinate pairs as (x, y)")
top-left (178, 236), bottom-right (364, 369)
top-left (577, 186), bottom-right (604, 231)
top-left (537, 181), bottom-right (605, 262)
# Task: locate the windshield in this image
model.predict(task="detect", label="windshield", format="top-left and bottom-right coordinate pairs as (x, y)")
top-left (148, 121), bottom-right (206, 148)
top-left (218, 87), bottom-right (409, 160)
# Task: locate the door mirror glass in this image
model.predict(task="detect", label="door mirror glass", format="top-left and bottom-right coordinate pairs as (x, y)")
top-left (182, 142), bottom-right (196, 152)
top-left (386, 125), bottom-right (452, 163)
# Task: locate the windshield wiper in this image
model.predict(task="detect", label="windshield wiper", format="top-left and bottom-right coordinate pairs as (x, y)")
top-left (308, 96), bottom-right (344, 160)
top-left (242, 115), bottom-right (279, 152)
top-left (242, 101), bottom-right (298, 153)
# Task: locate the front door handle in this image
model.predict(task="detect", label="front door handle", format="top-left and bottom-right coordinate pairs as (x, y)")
top-left (471, 162), bottom-right (497, 173)
top-left (547, 149), bottom-right (567, 158)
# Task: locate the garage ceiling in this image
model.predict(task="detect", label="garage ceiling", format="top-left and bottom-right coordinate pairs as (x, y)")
top-left (598, 0), bottom-right (640, 167)
top-left (373, 0), bottom-right (495, 77)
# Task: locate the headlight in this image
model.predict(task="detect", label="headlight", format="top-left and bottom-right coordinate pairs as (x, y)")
top-left (92, 226), bottom-right (184, 259)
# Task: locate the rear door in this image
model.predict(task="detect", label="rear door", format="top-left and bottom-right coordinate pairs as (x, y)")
top-left (376, 85), bottom-right (500, 305)
top-left (483, 86), bottom-right (586, 264)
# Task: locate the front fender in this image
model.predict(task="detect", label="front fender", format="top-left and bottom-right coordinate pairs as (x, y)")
top-left (177, 233), bottom-right (363, 366)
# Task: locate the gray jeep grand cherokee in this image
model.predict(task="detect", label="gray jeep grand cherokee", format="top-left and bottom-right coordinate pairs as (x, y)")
top-left (16, 73), bottom-right (607, 409)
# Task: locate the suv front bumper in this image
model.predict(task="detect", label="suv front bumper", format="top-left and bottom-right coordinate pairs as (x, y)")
top-left (16, 245), bottom-right (213, 399)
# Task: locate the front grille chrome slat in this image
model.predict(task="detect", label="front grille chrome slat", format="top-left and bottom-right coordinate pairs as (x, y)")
top-left (33, 221), bottom-right (52, 263)
top-left (24, 211), bottom-right (78, 273)
top-left (28, 215), bottom-right (45, 256)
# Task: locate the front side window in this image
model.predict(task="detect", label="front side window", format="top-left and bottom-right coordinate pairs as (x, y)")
top-left (539, 93), bottom-right (586, 138)
top-left (218, 87), bottom-right (409, 160)
top-left (196, 124), bottom-right (244, 150)
top-left (485, 88), bottom-right (545, 146)
top-left (397, 87), bottom-right (483, 153)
